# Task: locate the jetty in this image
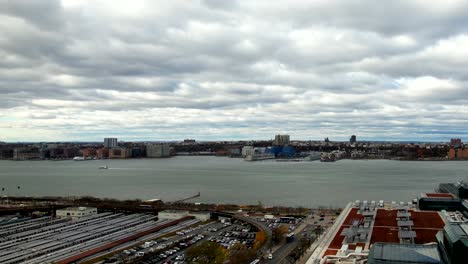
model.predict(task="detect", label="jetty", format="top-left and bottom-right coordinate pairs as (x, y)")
top-left (173, 192), bottom-right (201, 203)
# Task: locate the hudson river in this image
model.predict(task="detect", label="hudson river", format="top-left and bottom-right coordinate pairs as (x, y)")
top-left (1, 157), bottom-right (467, 207)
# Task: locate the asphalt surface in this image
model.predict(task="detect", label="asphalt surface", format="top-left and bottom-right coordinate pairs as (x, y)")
top-left (264, 212), bottom-right (338, 264)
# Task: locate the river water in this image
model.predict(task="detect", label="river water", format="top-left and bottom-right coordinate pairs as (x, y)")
top-left (0, 157), bottom-right (467, 208)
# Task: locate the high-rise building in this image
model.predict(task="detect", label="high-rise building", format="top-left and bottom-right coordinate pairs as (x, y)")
top-left (104, 138), bottom-right (118, 148)
top-left (350, 135), bottom-right (357, 144)
top-left (273, 134), bottom-right (290, 146)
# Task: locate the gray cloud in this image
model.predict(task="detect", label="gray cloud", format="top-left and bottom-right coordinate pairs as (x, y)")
top-left (1, 0), bottom-right (468, 141)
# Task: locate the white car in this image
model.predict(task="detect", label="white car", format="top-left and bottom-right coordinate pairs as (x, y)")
top-left (268, 253), bottom-right (273, 259)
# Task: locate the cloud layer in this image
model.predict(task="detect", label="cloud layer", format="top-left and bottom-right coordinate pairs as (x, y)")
top-left (1, 0), bottom-right (468, 141)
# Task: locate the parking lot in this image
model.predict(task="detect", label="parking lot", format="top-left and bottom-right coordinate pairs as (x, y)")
top-left (112, 218), bottom-right (261, 264)
top-left (103, 220), bottom-right (214, 264)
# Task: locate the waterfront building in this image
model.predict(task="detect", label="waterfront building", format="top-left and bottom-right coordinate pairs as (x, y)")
top-left (63, 147), bottom-right (80, 159)
top-left (13, 148), bottom-right (41, 160)
top-left (48, 148), bottom-right (65, 159)
top-left (448, 147), bottom-right (468, 160)
top-left (56, 207), bottom-right (97, 220)
top-left (0, 147), bottom-right (13, 159)
top-left (81, 148), bottom-right (96, 158)
top-left (146, 143), bottom-right (170, 158)
top-left (96, 147), bottom-right (109, 159)
top-left (104, 138), bottom-right (118, 148)
top-left (131, 147), bottom-right (145, 158)
top-left (439, 181), bottom-right (468, 199)
top-left (108, 147), bottom-right (131, 159)
top-left (418, 193), bottom-right (463, 211)
top-left (242, 146), bottom-right (254, 157)
top-left (273, 134), bottom-right (290, 146)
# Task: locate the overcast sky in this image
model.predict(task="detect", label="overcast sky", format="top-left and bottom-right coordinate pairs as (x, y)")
top-left (1, 0), bottom-right (468, 142)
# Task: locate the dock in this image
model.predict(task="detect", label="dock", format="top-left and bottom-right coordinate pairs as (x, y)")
top-left (173, 192), bottom-right (201, 203)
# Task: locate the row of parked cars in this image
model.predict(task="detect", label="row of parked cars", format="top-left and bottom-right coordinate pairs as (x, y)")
top-left (143, 233), bottom-right (205, 264)
top-left (208, 227), bottom-right (257, 249)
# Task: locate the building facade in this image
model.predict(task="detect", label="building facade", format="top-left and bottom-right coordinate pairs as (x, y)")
top-left (158, 210), bottom-right (189, 220)
top-left (448, 148), bottom-right (468, 160)
top-left (273, 134), bottom-right (290, 146)
top-left (108, 147), bottom-right (131, 159)
top-left (146, 143), bottom-right (171, 158)
top-left (97, 148), bottom-right (109, 159)
top-left (56, 207), bottom-right (97, 220)
top-left (81, 148), bottom-right (96, 158)
top-left (13, 148), bottom-right (41, 160)
top-left (450, 138), bottom-right (462, 146)
top-left (104, 138), bottom-right (118, 148)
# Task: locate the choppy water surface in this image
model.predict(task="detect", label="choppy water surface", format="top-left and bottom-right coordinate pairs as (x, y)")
top-left (1, 157), bottom-right (467, 207)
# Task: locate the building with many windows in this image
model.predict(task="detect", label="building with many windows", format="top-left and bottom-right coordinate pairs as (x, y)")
top-left (109, 147), bottom-right (131, 159)
top-left (56, 207), bottom-right (97, 220)
top-left (146, 143), bottom-right (170, 158)
top-left (104, 138), bottom-right (118, 148)
top-left (273, 134), bottom-right (290, 146)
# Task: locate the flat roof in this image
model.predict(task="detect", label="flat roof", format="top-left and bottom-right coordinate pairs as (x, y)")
top-left (322, 207), bottom-right (445, 258)
top-left (57, 206), bottom-right (97, 211)
top-left (422, 193), bottom-right (455, 199)
top-left (369, 243), bottom-right (441, 264)
top-left (159, 210), bottom-right (189, 213)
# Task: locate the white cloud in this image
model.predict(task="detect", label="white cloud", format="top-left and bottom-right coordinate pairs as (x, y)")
top-left (1, 0), bottom-right (468, 141)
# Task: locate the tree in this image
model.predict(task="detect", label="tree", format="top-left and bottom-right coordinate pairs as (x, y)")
top-left (186, 241), bottom-right (226, 264)
top-left (253, 230), bottom-right (267, 250)
top-left (272, 224), bottom-right (288, 244)
top-left (227, 243), bottom-right (256, 264)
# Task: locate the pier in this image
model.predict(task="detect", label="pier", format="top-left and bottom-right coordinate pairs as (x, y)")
top-left (173, 192), bottom-right (201, 203)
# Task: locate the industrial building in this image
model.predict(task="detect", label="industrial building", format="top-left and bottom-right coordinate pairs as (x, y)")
top-left (436, 216), bottom-right (468, 264)
top-left (368, 243), bottom-right (442, 264)
top-left (418, 193), bottom-right (464, 211)
top-left (56, 206), bottom-right (97, 220)
top-left (438, 181), bottom-right (468, 199)
top-left (158, 210), bottom-right (211, 221)
top-left (158, 210), bottom-right (190, 220)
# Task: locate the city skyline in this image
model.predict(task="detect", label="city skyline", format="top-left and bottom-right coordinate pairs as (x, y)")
top-left (2, 1), bottom-right (468, 142)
